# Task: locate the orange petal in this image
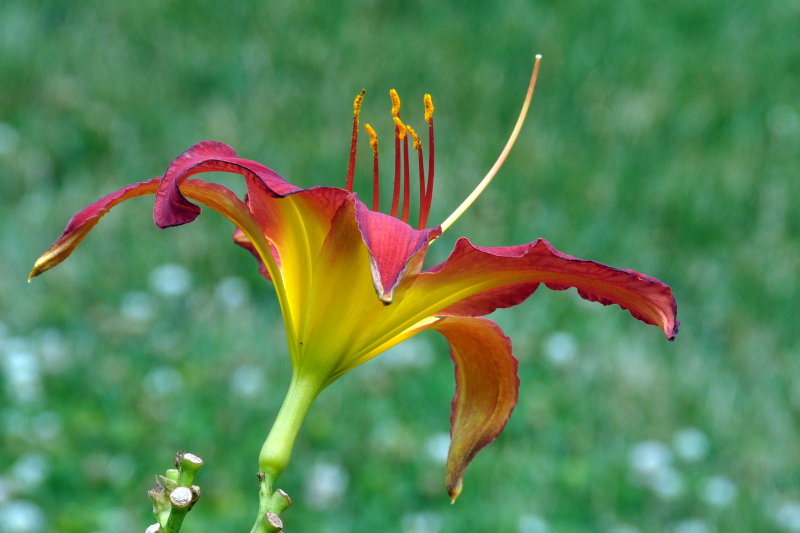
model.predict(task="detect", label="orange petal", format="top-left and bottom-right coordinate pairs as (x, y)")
top-left (426, 317), bottom-right (519, 502)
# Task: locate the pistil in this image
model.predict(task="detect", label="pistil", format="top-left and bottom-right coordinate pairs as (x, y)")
top-left (439, 55), bottom-right (541, 233)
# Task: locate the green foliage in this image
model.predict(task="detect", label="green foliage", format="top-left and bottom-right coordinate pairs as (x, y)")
top-left (1, 1), bottom-right (798, 532)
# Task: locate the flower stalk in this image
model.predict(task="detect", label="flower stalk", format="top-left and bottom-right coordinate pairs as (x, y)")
top-left (258, 373), bottom-right (324, 483)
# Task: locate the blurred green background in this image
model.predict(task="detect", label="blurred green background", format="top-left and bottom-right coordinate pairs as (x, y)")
top-left (1, 1), bottom-right (799, 532)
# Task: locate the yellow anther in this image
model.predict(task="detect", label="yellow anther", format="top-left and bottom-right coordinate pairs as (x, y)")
top-left (424, 94), bottom-right (434, 124)
top-left (353, 89), bottom-right (366, 115)
top-left (390, 89), bottom-right (401, 117)
top-left (364, 123), bottom-right (378, 150)
top-left (393, 116), bottom-right (407, 139)
top-left (405, 125), bottom-right (421, 150)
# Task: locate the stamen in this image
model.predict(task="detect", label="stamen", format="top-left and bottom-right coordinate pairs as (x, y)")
top-left (390, 89), bottom-right (401, 118)
top-left (364, 124), bottom-right (380, 211)
top-left (424, 93), bottom-right (434, 124)
top-left (389, 90), bottom-right (402, 217)
top-left (393, 117), bottom-right (408, 138)
top-left (346, 90), bottom-right (366, 192)
top-left (393, 117), bottom-right (411, 222)
top-left (420, 94), bottom-right (435, 228)
top-left (406, 124), bottom-right (421, 151)
top-left (439, 55), bottom-right (542, 234)
top-left (406, 125), bottom-right (427, 229)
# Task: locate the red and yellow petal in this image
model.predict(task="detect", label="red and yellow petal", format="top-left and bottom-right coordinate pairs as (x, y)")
top-left (350, 238), bottom-right (677, 373)
top-left (29, 177), bottom-right (161, 280)
top-left (30, 176), bottom-right (282, 301)
top-left (427, 316), bottom-right (519, 502)
top-left (413, 238), bottom-right (678, 340)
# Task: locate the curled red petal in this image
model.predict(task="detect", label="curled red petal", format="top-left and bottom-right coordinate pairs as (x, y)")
top-left (426, 316), bottom-right (519, 502)
top-left (154, 141), bottom-right (301, 228)
top-left (420, 238), bottom-right (679, 340)
top-left (354, 201), bottom-right (441, 302)
top-left (29, 177), bottom-right (161, 279)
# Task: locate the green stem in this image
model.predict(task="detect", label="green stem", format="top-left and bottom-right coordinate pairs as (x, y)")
top-left (259, 373), bottom-right (322, 481)
top-left (250, 373), bottom-right (322, 533)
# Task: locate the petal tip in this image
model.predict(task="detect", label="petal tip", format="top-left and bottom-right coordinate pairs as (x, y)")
top-left (448, 479), bottom-right (463, 504)
top-left (667, 318), bottom-right (680, 341)
top-left (28, 261), bottom-right (42, 282)
top-left (28, 249), bottom-right (61, 281)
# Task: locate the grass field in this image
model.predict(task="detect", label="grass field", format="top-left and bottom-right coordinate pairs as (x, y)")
top-left (1, 1), bottom-right (799, 532)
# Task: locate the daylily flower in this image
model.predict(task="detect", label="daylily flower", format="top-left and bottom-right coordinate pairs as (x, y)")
top-left (30, 57), bottom-right (677, 505)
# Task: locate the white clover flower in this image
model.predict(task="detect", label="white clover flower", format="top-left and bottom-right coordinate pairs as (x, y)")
top-left (149, 263), bottom-right (191, 297)
top-left (304, 461), bottom-right (348, 510)
top-left (0, 500), bottom-right (45, 533)
top-left (543, 331), bottom-right (577, 366)
top-left (10, 454), bottom-right (49, 489)
top-left (650, 466), bottom-right (684, 499)
top-left (672, 428), bottom-right (709, 462)
top-left (674, 519), bottom-right (713, 533)
top-left (229, 364), bottom-right (265, 399)
top-left (2, 342), bottom-right (42, 403)
top-left (700, 476), bottom-right (737, 507)
top-left (630, 440), bottom-right (672, 476)
top-left (424, 432), bottom-right (451, 464)
top-left (143, 366), bottom-right (183, 397)
top-left (215, 276), bottom-right (250, 309)
top-left (402, 511), bottom-right (443, 533)
top-left (607, 526), bottom-right (641, 533)
top-left (120, 291), bottom-right (156, 322)
top-left (776, 501), bottom-right (800, 532)
top-left (518, 513), bottom-right (548, 533)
